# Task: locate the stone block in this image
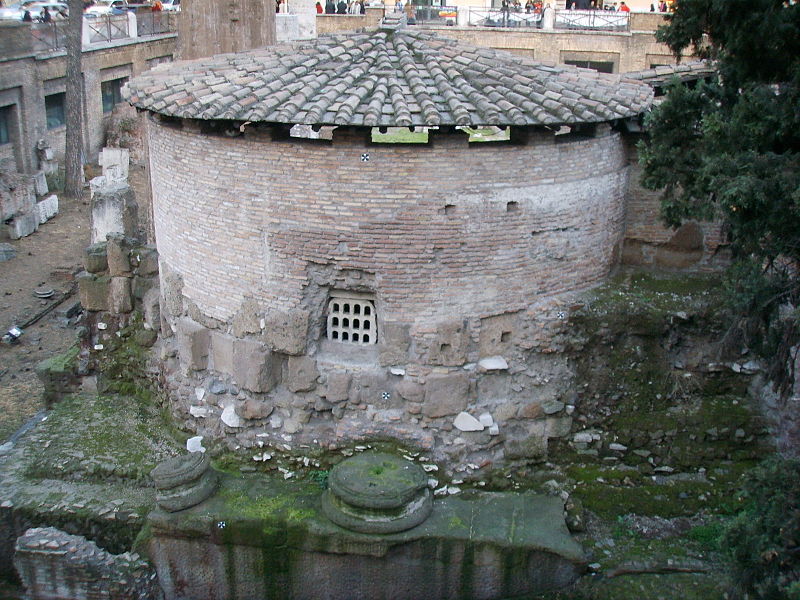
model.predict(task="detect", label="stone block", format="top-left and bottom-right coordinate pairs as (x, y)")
top-left (132, 275), bottom-right (156, 300)
top-left (238, 398), bottom-right (274, 420)
top-left (232, 297), bottom-right (263, 337)
top-left (504, 422), bottom-right (548, 460)
top-left (518, 400), bottom-right (543, 419)
top-left (493, 401), bottom-right (519, 422)
top-left (99, 147), bottom-right (130, 182)
top-left (324, 371), bottom-right (351, 402)
top-left (423, 319), bottom-right (469, 367)
top-left (35, 194), bottom-right (58, 224)
top-left (162, 269), bottom-right (184, 318)
top-left (546, 417), bottom-right (573, 438)
top-left (131, 245), bottom-right (159, 276)
top-left (285, 356), bottom-right (318, 393)
top-left (33, 170), bottom-right (48, 196)
top-left (479, 312), bottom-right (518, 357)
top-left (232, 338), bottom-right (277, 393)
top-left (263, 309), bottom-right (309, 355)
top-left (353, 371), bottom-right (393, 406)
top-left (90, 182), bottom-right (138, 243)
top-left (176, 317), bottom-right (211, 371)
top-left (84, 242), bottom-right (108, 273)
top-left (108, 276), bottom-right (133, 313)
top-left (186, 299), bottom-right (224, 330)
top-left (211, 331), bottom-right (235, 376)
top-left (396, 379), bottom-right (424, 403)
top-left (77, 271), bottom-right (110, 312)
top-left (106, 233), bottom-right (133, 276)
top-left (378, 322), bottom-right (411, 366)
top-left (0, 243), bottom-right (16, 262)
top-left (422, 372), bottom-right (470, 418)
top-left (7, 212), bottom-right (38, 240)
top-left (142, 287), bottom-right (161, 331)
top-left (35, 345), bottom-right (80, 406)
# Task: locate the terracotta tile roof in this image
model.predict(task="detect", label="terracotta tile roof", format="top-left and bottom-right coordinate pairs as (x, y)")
top-left (624, 60), bottom-right (715, 88)
top-left (126, 20), bottom-right (653, 127)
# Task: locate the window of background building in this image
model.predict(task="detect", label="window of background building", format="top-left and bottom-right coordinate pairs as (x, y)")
top-left (45, 92), bottom-right (65, 129)
top-left (102, 77), bottom-right (128, 113)
top-left (564, 60), bottom-right (614, 74)
top-left (0, 106), bottom-right (11, 145)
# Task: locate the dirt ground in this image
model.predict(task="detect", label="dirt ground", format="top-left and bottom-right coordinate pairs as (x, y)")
top-left (0, 165), bottom-right (149, 444)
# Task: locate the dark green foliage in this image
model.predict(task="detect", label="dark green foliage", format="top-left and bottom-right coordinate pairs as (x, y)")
top-left (639, 0), bottom-right (800, 378)
top-left (723, 457), bottom-right (800, 599)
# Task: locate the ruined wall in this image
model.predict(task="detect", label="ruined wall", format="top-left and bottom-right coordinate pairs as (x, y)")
top-left (146, 119), bottom-right (629, 468)
top-left (621, 138), bottom-right (729, 270)
top-left (14, 527), bottom-right (161, 600)
top-left (312, 13), bottom-right (683, 74)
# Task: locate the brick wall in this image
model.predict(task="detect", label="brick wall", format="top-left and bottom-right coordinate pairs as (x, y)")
top-left (148, 122), bottom-right (628, 326)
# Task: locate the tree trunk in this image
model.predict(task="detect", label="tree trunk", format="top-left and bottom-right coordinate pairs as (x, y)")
top-left (63, 0), bottom-right (83, 198)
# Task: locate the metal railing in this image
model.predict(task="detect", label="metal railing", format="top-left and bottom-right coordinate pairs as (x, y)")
top-left (411, 5), bottom-right (458, 24)
top-left (18, 13), bottom-right (177, 52)
top-left (85, 13), bottom-right (130, 43)
top-left (468, 7), bottom-right (542, 27)
top-left (29, 21), bottom-right (69, 53)
top-left (134, 9), bottom-right (176, 35)
top-left (554, 8), bottom-right (628, 30)
top-left (466, 6), bottom-right (628, 29)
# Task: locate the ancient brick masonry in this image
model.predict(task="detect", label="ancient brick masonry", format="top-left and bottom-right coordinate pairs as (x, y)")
top-left (14, 527), bottom-right (161, 600)
top-left (150, 124), bottom-right (627, 324)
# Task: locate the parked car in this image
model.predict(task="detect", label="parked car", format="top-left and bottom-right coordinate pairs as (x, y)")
top-left (84, 0), bottom-right (129, 16)
top-left (160, 0), bottom-right (179, 11)
top-left (0, 2), bottom-right (25, 19)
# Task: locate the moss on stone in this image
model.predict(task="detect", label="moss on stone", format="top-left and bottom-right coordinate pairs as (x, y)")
top-left (21, 393), bottom-right (182, 485)
top-left (36, 344), bottom-right (80, 376)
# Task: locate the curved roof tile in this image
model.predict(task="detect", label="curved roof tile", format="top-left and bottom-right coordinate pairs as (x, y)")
top-left (125, 24), bottom-right (653, 127)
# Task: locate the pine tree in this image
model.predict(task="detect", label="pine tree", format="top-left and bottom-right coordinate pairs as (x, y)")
top-left (639, 0), bottom-right (800, 285)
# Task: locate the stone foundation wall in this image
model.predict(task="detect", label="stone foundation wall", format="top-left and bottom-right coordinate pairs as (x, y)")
top-left (147, 120), bottom-right (631, 467)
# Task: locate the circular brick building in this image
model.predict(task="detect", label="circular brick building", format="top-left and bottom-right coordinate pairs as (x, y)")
top-left (127, 19), bottom-right (653, 469)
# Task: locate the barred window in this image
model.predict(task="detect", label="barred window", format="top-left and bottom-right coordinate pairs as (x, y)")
top-left (326, 293), bottom-right (377, 345)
